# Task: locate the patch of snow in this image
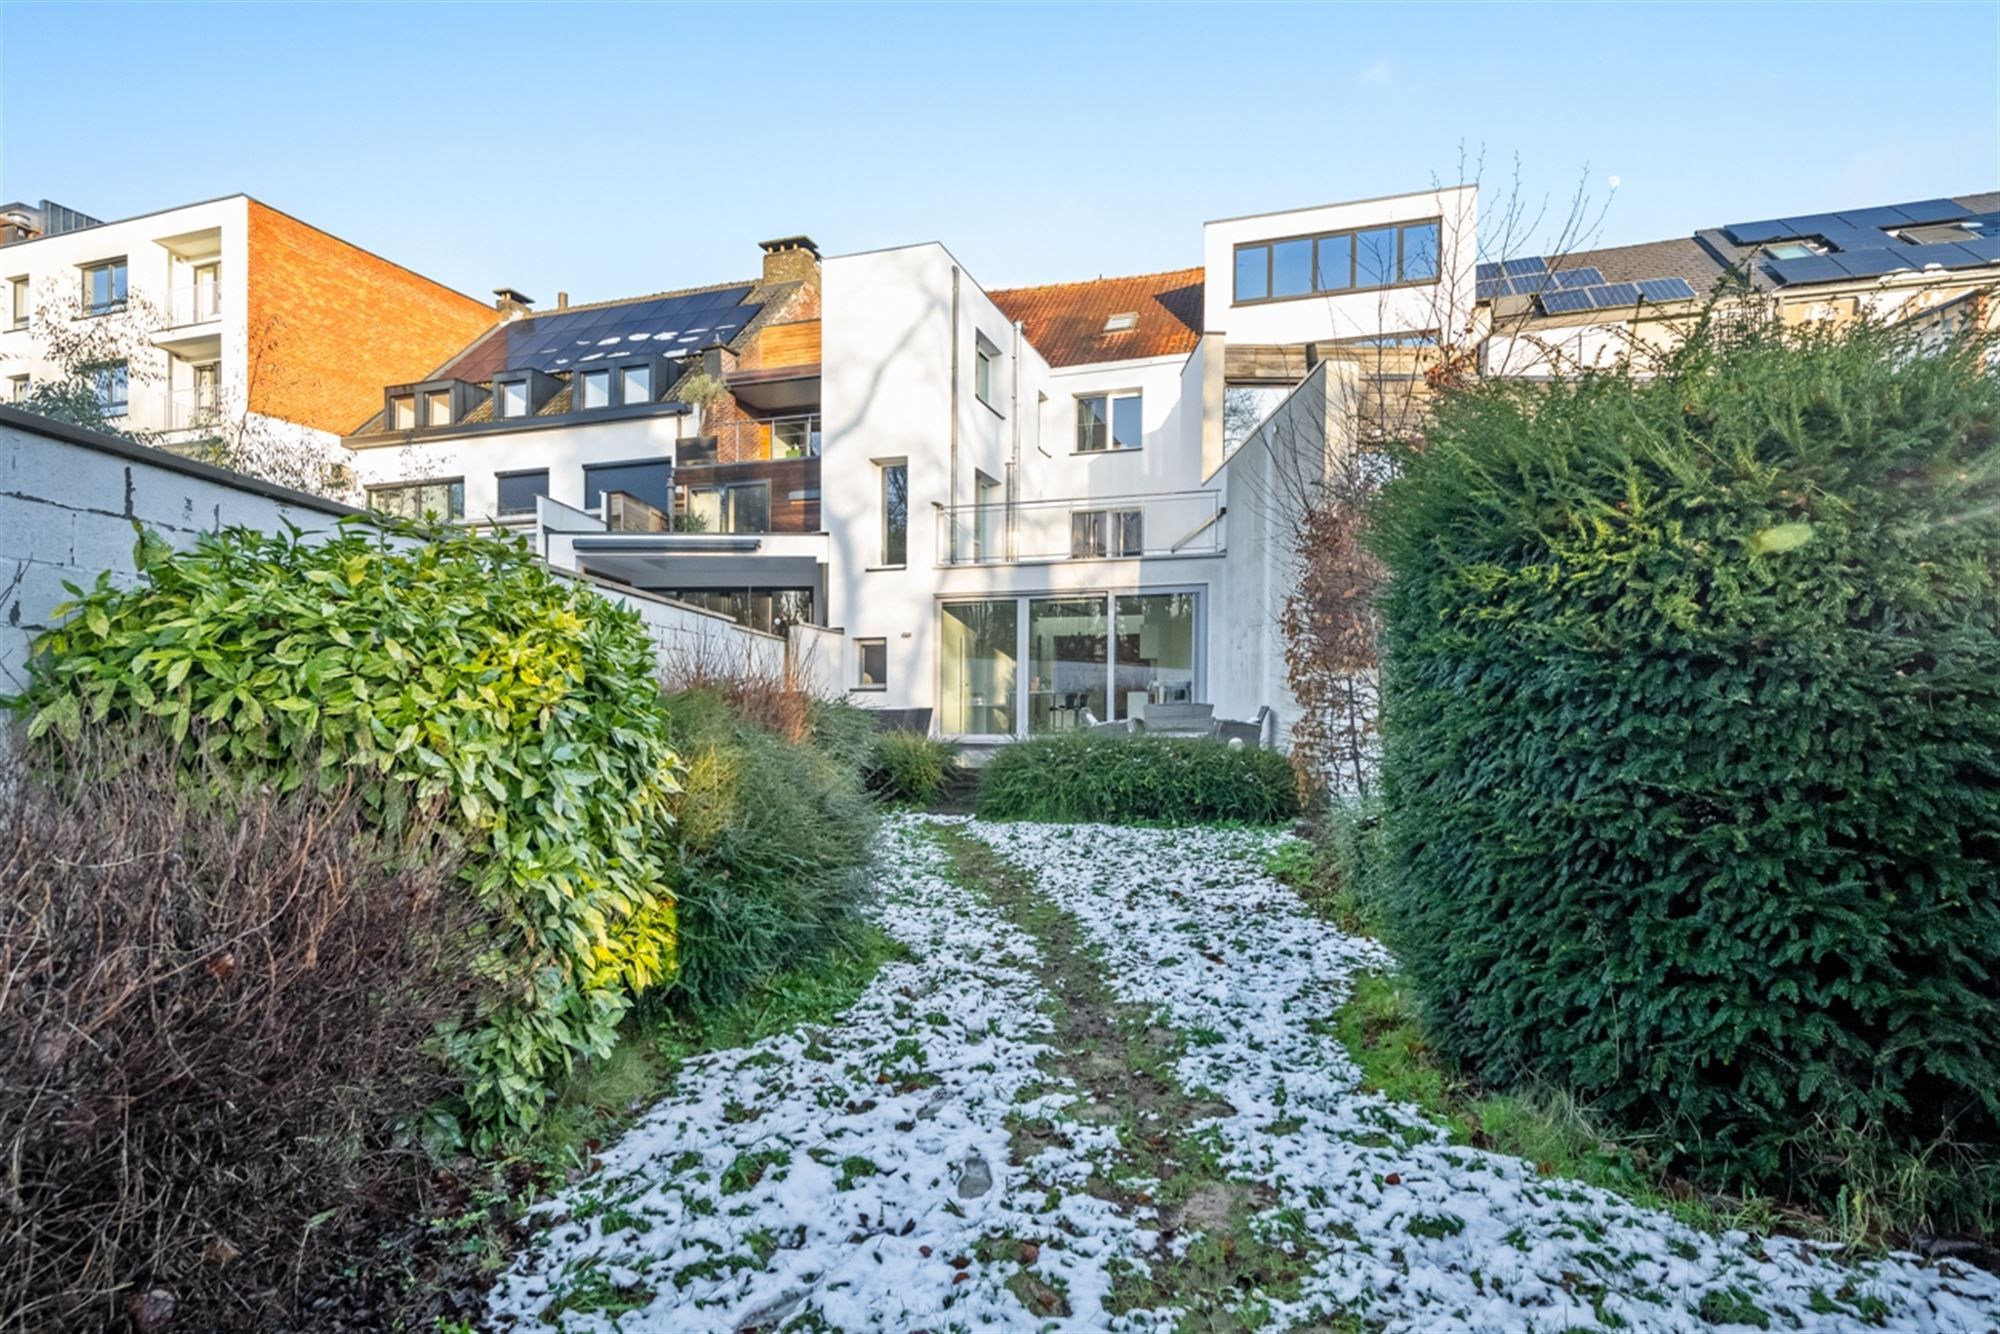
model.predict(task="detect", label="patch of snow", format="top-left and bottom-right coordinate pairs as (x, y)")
top-left (969, 819), bottom-right (2000, 1334)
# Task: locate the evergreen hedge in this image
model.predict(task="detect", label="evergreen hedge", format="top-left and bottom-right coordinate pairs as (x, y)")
top-left (976, 731), bottom-right (1300, 825)
top-left (1371, 322), bottom-right (2000, 1218)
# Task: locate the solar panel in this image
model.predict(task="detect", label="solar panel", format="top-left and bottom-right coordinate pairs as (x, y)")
top-left (1537, 290), bottom-right (1595, 314)
top-left (1889, 198), bottom-right (1970, 225)
top-left (1500, 256), bottom-right (1549, 277)
top-left (1585, 283), bottom-right (1640, 308)
top-left (1831, 250), bottom-right (1916, 278)
top-left (1815, 225), bottom-right (1895, 253)
top-left (441, 286), bottom-right (760, 383)
top-left (1724, 218), bottom-right (1798, 245)
top-left (1554, 267), bottom-right (1604, 289)
top-left (1475, 277), bottom-right (1506, 299)
top-left (1959, 235), bottom-right (2000, 263)
top-left (1504, 274), bottom-right (1556, 297)
top-left (1476, 262), bottom-right (1503, 281)
top-left (1896, 241), bottom-right (1987, 270)
top-left (1636, 277), bottom-right (1698, 301)
top-left (1766, 255), bottom-right (1849, 285)
top-left (1837, 205), bottom-right (1917, 229)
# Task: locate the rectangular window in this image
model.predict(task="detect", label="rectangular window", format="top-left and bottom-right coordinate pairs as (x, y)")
top-left (683, 482), bottom-right (770, 533)
top-left (495, 469), bottom-right (549, 516)
top-left (1233, 218), bottom-right (1441, 304)
top-left (367, 479), bottom-right (464, 521)
top-left (93, 362), bottom-right (128, 416)
top-left (974, 337), bottom-right (998, 409)
top-left (1069, 508), bottom-right (1142, 559)
top-left (83, 259), bottom-right (127, 315)
top-left (7, 374), bottom-right (28, 402)
top-left (497, 380), bottom-right (529, 418)
top-left (1028, 596), bottom-right (1108, 733)
top-left (620, 364), bottom-right (652, 406)
top-left (661, 588), bottom-right (813, 635)
top-left (424, 389), bottom-right (452, 426)
top-left (1113, 592), bottom-right (1197, 721)
top-left (8, 277), bottom-right (26, 329)
top-left (583, 459), bottom-right (671, 512)
top-left (880, 461), bottom-right (908, 565)
top-left (1077, 391), bottom-right (1142, 452)
top-left (579, 369), bottom-right (611, 410)
top-left (940, 599), bottom-right (1018, 736)
top-left (975, 471), bottom-right (1003, 563)
top-left (391, 394), bottom-right (416, 429)
top-left (856, 638), bottom-right (887, 690)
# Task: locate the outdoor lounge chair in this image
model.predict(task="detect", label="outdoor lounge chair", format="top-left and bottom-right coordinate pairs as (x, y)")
top-left (1134, 702), bottom-right (1216, 738)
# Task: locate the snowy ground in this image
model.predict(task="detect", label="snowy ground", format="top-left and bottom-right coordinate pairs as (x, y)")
top-left (489, 816), bottom-right (2000, 1333)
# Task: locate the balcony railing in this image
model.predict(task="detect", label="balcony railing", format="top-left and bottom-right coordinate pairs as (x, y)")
top-left (164, 386), bottom-right (224, 435)
top-left (679, 414), bottom-right (820, 466)
top-left (164, 282), bottom-right (222, 327)
top-left (937, 490), bottom-right (1223, 567)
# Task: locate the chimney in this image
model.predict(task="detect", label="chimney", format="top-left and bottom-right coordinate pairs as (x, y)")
top-left (757, 235), bottom-right (821, 288)
top-left (557, 291), bottom-right (570, 310)
top-left (492, 286), bottom-right (535, 315)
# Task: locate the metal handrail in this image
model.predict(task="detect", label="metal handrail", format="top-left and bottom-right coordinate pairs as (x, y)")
top-left (936, 489), bottom-right (1222, 566)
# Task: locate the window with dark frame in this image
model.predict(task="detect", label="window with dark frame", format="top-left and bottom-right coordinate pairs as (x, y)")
top-left (82, 259), bottom-right (127, 315)
top-left (974, 337), bottom-right (999, 409)
top-left (8, 277), bottom-right (26, 329)
top-left (856, 638), bottom-right (887, 689)
top-left (1232, 218), bottom-right (1442, 305)
top-left (495, 469), bottom-right (549, 517)
top-left (621, 364), bottom-right (652, 405)
top-left (424, 389), bottom-right (452, 426)
top-left (583, 459), bottom-right (671, 512)
top-left (497, 380), bottom-right (529, 418)
top-left (579, 369), bottom-right (611, 410)
top-left (684, 480), bottom-right (771, 534)
top-left (1076, 391), bottom-right (1143, 452)
top-left (880, 461), bottom-right (908, 566)
top-left (391, 395), bottom-right (416, 429)
top-left (1069, 507), bottom-right (1143, 559)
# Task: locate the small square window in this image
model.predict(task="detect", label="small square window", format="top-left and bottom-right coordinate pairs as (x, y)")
top-left (1103, 311), bottom-right (1138, 333)
top-left (856, 638), bottom-right (887, 689)
top-left (1765, 241), bottom-right (1821, 261)
top-left (82, 259), bottom-right (127, 315)
top-left (621, 364), bottom-right (652, 405)
top-left (391, 395), bottom-right (416, 429)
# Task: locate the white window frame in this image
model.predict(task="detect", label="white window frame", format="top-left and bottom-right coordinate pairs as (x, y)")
top-left (974, 336), bottom-right (1000, 411)
top-left (855, 638), bottom-right (887, 691)
top-left (1075, 389), bottom-right (1143, 454)
top-left (7, 276), bottom-right (27, 330)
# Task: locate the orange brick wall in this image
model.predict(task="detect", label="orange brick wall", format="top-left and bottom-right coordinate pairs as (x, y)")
top-left (245, 202), bottom-right (497, 434)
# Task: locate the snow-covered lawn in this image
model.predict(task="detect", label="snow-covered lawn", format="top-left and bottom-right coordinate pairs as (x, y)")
top-left (490, 816), bottom-right (2000, 1333)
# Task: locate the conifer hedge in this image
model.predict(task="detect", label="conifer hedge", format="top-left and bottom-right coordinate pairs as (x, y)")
top-left (1372, 322), bottom-right (2000, 1215)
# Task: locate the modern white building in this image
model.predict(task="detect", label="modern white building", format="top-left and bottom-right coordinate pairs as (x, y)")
top-left (0, 194), bottom-right (495, 460)
top-left (342, 186), bottom-right (1475, 744)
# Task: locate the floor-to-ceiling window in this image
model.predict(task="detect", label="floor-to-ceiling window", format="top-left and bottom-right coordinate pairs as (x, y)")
top-left (939, 590), bottom-right (1201, 737)
top-left (1027, 597), bottom-right (1108, 732)
top-left (1112, 592), bottom-right (1198, 720)
top-left (940, 599), bottom-right (1018, 736)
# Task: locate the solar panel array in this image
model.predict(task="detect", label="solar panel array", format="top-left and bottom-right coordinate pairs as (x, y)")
top-left (1719, 198), bottom-right (2000, 288)
top-left (1535, 277), bottom-right (1699, 314)
top-left (444, 286), bottom-right (761, 384)
top-left (1476, 263), bottom-right (1607, 299)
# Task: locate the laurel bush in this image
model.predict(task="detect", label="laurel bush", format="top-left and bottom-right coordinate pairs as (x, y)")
top-left (11, 519), bottom-right (683, 1135)
top-left (977, 731), bottom-right (1299, 825)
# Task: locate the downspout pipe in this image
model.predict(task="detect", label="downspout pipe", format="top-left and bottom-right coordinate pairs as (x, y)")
top-left (948, 266), bottom-right (961, 564)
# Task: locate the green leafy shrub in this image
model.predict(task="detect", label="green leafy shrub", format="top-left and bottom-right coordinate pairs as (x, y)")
top-left (659, 688), bottom-right (878, 1014)
top-left (865, 730), bottom-right (960, 806)
top-left (976, 731), bottom-right (1300, 825)
top-left (10, 520), bottom-right (683, 1134)
top-left (1371, 321), bottom-right (2000, 1226)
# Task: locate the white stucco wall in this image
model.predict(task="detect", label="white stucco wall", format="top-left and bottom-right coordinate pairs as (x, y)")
top-left (1201, 186), bottom-right (1478, 346)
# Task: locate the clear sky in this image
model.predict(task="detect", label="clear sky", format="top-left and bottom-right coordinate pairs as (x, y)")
top-left (3, 2), bottom-right (1995, 306)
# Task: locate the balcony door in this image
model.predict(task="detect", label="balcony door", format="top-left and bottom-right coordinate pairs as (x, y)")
top-left (192, 361), bottom-right (220, 425)
top-left (193, 263), bottom-right (220, 321)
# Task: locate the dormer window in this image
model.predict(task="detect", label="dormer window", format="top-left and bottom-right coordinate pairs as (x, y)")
top-left (391, 395), bottom-right (416, 429)
top-left (424, 389), bottom-right (451, 426)
top-left (580, 369), bottom-right (612, 410)
top-left (497, 380), bottom-right (529, 418)
top-left (1103, 312), bottom-right (1138, 333)
top-left (621, 363), bottom-right (652, 405)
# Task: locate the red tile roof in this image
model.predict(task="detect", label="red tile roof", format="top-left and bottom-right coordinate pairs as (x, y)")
top-left (991, 267), bottom-right (1204, 368)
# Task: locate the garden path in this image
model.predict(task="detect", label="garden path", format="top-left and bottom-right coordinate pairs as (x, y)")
top-left (488, 817), bottom-right (2000, 1333)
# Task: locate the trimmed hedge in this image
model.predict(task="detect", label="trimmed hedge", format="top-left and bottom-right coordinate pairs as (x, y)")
top-left (976, 731), bottom-right (1300, 825)
top-left (1371, 322), bottom-right (2000, 1216)
top-left (10, 520), bottom-right (683, 1135)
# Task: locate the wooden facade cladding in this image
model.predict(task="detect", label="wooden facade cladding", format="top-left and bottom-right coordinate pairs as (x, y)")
top-left (747, 320), bottom-right (821, 370)
top-left (674, 456), bottom-right (821, 533)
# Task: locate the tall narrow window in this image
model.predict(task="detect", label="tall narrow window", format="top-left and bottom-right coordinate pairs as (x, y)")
top-left (93, 362), bottom-right (129, 416)
top-left (975, 471), bottom-right (1003, 562)
top-left (940, 599), bottom-right (1018, 736)
top-left (880, 461), bottom-right (908, 566)
top-left (391, 395), bottom-right (417, 429)
top-left (424, 389), bottom-right (452, 425)
top-left (7, 277), bottom-right (26, 329)
top-left (1113, 592), bottom-right (1197, 720)
top-left (974, 337), bottom-right (999, 409)
top-left (1028, 596), bottom-right (1108, 732)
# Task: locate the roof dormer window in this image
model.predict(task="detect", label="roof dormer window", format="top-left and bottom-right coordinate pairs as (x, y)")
top-left (1103, 311), bottom-right (1138, 333)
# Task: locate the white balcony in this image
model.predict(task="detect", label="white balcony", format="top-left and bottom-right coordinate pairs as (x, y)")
top-left (937, 490), bottom-right (1223, 567)
top-left (153, 283), bottom-right (223, 356)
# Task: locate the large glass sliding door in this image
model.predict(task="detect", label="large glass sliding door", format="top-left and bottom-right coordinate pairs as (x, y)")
top-left (940, 591), bottom-right (1199, 736)
top-left (1027, 597), bottom-right (1107, 732)
top-left (940, 600), bottom-right (1018, 736)
top-left (1112, 592), bottom-right (1197, 720)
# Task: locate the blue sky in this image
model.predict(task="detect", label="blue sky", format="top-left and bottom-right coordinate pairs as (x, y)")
top-left (3, 2), bottom-right (1995, 305)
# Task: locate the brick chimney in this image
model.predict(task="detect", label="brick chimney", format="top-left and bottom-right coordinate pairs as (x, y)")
top-left (492, 286), bottom-right (535, 315)
top-left (758, 236), bottom-right (820, 288)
